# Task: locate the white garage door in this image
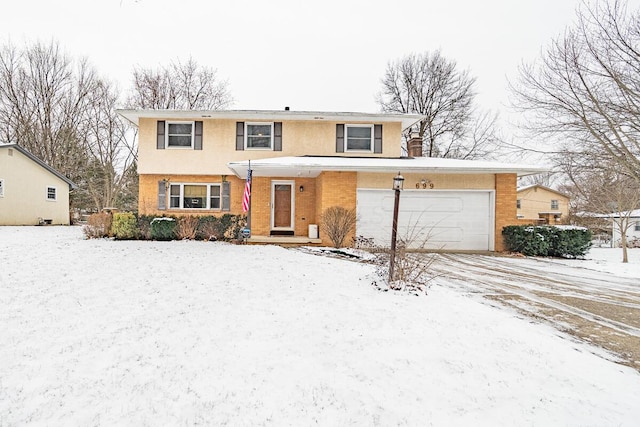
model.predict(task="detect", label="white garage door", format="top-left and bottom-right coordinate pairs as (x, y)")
top-left (356, 189), bottom-right (494, 251)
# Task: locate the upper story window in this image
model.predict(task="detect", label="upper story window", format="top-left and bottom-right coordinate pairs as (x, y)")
top-left (166, 121), bottom-right (194, 148)
top-left (551, 199), bottom-right (559, 210)
top-left (245, 123), bottom-right (274, 149)
top-left (46, 186), bottom-right (57, 201)
top-left (345, 125), bottom-right (374, 152)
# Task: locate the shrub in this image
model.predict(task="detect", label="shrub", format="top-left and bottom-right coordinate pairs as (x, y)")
top-left (111, 212), bottom-right (138, 240)
top-left (320, 206), bottom-right (357, 248)
top-left (150, 217), bottom-right (176, 240)
top-left (136, 215), bottom-right (154, 240)
top-left (196, 214), bottom-right (247, 241)
top-left (502, 225), bottom-right (591, 258)
top-left (83, 212), bottom-right (113, 239)
top-left (176, 216), bottom-right (199, 240)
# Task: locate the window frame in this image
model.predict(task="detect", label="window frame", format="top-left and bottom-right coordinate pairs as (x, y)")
top-left (550, 199), bottom-right (559, 210)
top-left (516, 199), bottom-right (521, 209)
top-left (635, 221), bottom-right (640, 232)
top-left (345, 124), bottom-right (374, 152)
top-left (168, 183), bottom-right (222, 210)
top-left (165, 121), bottom-right (195, 149)
top-left (0, 178), bottom-right (4, 197)
top-left (245, 122), bottom-right (274, 150)
top-left (46, 186), bottom-right (57, 201)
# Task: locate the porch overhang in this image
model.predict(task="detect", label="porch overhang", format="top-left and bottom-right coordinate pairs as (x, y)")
top-left (226, 156), bottom-right (549, 179)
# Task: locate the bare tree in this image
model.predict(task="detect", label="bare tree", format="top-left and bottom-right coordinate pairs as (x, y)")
top-left (0, 40), bottom-right (138, 212)
top-left (511, 0), bottom-right (640, 184)
top-left (377, 50), bottom-right (500, 159)
top-left (0, 40), bottom-right (95, 182)
top-left (128, 57), bottom-right (233, 109)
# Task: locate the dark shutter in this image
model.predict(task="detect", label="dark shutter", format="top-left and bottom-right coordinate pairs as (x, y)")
top-left (374, 124), bottom-right (383, 153)
top-left (158, 181), bottom-right (166, 210)
top-left (157, 121), bottom-right (166, 149)
top-left (236, 122), bottom-right (244, 150)
top-left (194, 121), bottom-right (203, 150)
top-left (336, 124), bottom-right (344, 153)
top-left (274, 122), bottom-right (282, 151)
top-left (222, 181), bottom-right (231, 211)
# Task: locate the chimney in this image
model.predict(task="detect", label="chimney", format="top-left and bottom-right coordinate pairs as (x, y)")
top-left (407, 132), bottom-right (422, 157)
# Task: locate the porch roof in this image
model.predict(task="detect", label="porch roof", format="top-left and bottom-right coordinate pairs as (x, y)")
top-left (226, 156), bottom-right (548, 179)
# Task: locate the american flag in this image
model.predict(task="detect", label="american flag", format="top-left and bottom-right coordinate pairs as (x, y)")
top-left (241, 167), bottom-right (252, 213)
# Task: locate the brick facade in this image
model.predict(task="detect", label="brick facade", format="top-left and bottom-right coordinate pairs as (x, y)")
top-left (494, 173), bottom-right (518, 252)
top-left (315, 171), bottom-right (358, 244)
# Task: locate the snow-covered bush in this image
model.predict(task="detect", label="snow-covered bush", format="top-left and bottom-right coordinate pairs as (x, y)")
top-left (150, 217), bottom-right (176, 241)
top-left (502, 225), bottom-right (591, 258)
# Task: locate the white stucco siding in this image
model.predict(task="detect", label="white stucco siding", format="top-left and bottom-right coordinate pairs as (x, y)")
top-left (0, 147), bottom-right (70, 225)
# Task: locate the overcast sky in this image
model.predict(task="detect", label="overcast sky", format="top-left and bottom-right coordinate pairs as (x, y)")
top-left (2, 0), bottom-right (639, 119)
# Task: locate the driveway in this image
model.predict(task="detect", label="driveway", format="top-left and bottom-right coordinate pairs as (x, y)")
top-left (428, 253), bottom-right (640, 371)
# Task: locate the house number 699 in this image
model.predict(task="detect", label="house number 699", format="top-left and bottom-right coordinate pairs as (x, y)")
top-left (416, 182), bottom-right (435, 189)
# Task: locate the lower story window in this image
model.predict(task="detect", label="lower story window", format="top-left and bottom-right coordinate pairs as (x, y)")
top-left (47, 186), bottom-right (56, 201)
top-left (635, 221), bottom-right (640, 232)
top-left (169, 183), bottom-right (221, 210)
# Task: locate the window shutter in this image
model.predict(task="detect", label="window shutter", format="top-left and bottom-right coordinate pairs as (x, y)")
top-left (157, 121), bottom-right (166, 149)
top-left (336, 124), bottom-right (344, 153)
top-left (194, 121), bottom-right (203, 150)
top-left (236, 122), bottom-right (244, 150)
top-left (158, 181), bottom-right (166, 210)
top-left (274, 122), bottom-right (282, 151)
top-left (374, 124), bottom-right (383, 153)
top-left (222, 181), bottom-right (231, 211)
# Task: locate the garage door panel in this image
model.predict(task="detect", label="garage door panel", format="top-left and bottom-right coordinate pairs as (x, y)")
top-left (356, 189), bottom-right (493, 251)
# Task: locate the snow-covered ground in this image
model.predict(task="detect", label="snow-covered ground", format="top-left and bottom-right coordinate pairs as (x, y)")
top-left (1, 226), bottom-right (640, 426)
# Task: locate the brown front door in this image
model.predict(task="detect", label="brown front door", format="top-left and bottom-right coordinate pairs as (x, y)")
top-left (273, 183), bottom-right (292, 228)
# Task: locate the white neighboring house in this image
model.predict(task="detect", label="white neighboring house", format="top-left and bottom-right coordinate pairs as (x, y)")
top-left (601, 210), bottom-right (640, 247)
top-left (0, 143), bottom-right (76, 225)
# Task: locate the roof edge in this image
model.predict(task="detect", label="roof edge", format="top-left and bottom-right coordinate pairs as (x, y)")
top-left (0, 143), bottom-right (77, 190)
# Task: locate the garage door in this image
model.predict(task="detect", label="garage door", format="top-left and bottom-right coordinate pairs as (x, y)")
top-left (356, 189), bottom-right (494, 251)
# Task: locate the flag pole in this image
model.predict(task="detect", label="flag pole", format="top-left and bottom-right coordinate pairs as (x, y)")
top-left (247, 160), bottom-right (251, 231)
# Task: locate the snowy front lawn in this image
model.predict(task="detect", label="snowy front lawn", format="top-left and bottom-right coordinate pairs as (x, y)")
top-left (1, 226), bottom-right (639, 426)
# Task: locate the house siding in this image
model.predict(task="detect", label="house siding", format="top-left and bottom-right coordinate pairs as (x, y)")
top-left (517, 186), bottom-right (570, 222)
top-left (0, 147), bottom-right (70, 225)
top-left (137, 118), bottom-right (403, 176)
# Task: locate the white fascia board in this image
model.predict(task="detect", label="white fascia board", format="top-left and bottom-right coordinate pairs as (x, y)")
top-left (115, 109), bottom-right (425, 130)
top-left (226, 156), bottom-right (549, 179)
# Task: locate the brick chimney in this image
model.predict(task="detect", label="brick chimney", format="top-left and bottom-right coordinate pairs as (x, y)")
top-left (407, 132), bottom-right (423, 157)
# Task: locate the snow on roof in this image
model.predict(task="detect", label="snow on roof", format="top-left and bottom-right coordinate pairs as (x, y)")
top-left (227, 156), bottom-right (548, 178)
top-left (116, 109), bottom-right (425, 130)
top-left (598, 209), bottom-right (640, 218)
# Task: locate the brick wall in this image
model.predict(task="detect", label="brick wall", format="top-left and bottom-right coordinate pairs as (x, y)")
top-left (315, 171), bottom-right (357, 245)
top-left (138, 174), bottom-right (244, 216)
top-left (495, 173), bottom-right (518, 252)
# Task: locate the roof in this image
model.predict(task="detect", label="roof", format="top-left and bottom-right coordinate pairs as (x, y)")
top-left (0, 143), bottom-right (77, 190)
top-left (598, 209), bottom-right (640, 218)
top-left (517, 184), bottom-right (569, 198)
top-left (226, 156), bottom-right (548, 178)
top-left (116, 109), bottom-right (425, 130)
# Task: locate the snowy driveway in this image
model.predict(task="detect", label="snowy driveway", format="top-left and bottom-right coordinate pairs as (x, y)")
top-left (429, 252), bottom-right (640, 370)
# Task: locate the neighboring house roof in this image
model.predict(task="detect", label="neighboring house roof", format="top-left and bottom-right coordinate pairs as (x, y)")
top-left (517, 184), bottom-right (569, 198)
top-left (227, 156), bottom-right (548, 178)
top-left (598, 209), bottom-right (640, 219)
top-left (116, 109), bottom-right (426, 131)
top-left (0, 143), bottom-right (77, 190)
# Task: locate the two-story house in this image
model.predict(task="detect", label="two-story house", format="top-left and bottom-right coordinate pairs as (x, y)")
top-left (117, 109), bottom-right (546, 251)
top-left (517, 185), bottom-right (570, 224)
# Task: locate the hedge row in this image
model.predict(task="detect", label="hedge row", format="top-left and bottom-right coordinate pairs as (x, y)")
top-left (502, 225), bottom-right (592, 258)
top-left (84, 212), bottom-right (246, 242)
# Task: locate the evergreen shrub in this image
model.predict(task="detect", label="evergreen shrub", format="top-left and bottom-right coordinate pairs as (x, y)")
top-left (150, 217), bottom-right (177, 240)
top-left (502, 225), bottom-right (591, 258)
top-left (111, 212), bottom-right (138, 240)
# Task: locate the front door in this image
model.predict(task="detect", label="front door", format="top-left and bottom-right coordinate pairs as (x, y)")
top-left (271, 181), bottom-right (294, 231)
